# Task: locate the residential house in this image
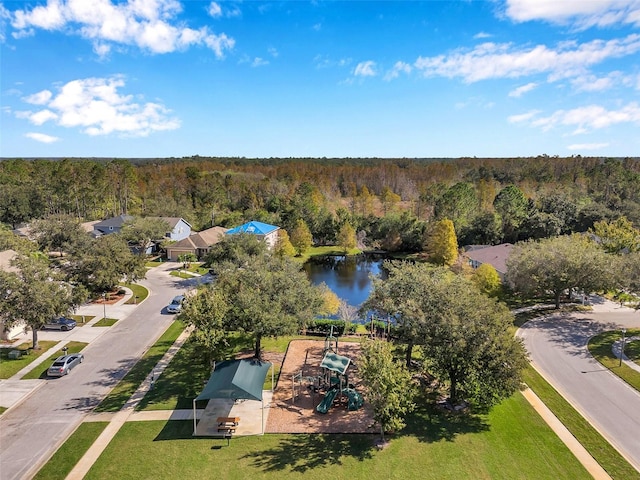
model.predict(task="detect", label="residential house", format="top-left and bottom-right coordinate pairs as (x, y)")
top-left (93, 214), bottom-right (134, 236)
top-left (225, 221), bottom-right (280, 249)
top-left (0, 249), bottom-right (23, 340)
top-left (462, 243), bottom-right (513, 281)
top-left (149, 217), bottom-right (192, 242)
top-left (166, 226), bottom-right (228, 261)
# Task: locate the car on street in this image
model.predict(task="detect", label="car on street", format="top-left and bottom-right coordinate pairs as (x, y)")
top-left (167, 295), bottom-right (185, 314)
top-left (47, 354), bottom-right (84, 377)
top-left (43, 317), bottom-right (77, 331)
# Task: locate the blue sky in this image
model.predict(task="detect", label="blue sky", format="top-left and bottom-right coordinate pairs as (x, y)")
top-left (1, 0), bottom-right (639, 159)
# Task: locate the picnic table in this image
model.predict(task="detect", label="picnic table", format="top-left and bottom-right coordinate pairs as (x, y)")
top-left (217, 416), bottom-right (240, 434)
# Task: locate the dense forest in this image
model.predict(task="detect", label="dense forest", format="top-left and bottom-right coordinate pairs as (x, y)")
top-left (1, 156), bottom-right (639, 250)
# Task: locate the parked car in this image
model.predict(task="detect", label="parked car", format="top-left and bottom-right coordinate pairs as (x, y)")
top-left (43, 317), bottom-right (77, 331)
top-left (167, 295), bottom-right (185, 314)
top-left (47, 354), bottom-right (84, 377)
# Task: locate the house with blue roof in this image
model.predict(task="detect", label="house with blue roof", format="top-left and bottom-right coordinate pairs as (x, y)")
top-left (226, 221), bottom-right (280, 249)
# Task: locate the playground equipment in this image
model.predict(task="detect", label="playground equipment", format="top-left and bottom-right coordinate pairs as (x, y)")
top-left (315, 349), bottom-right (364, 414)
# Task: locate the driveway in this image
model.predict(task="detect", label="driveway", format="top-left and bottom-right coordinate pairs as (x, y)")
top-left (518, 299), bottom-right (640, 472)
top-left (0, 263), bottom-right (208, 480)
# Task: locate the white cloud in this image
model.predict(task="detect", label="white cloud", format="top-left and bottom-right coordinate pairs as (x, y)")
top-left (312, 23), bottom-right (321, 31)
top-left (504, 0), bottom-right (640, 28)
top-left (384, 61), bottom-right (412, 81)
top-left (354, 60), bottom-right (377, 77)
top-left (508, 110), bottom-right (541, 123)
top-left (571, 71), bottom-right (624, 92)
top-left (567, 142), bottom-right (609, 151)
top-left (521, 103), bottom-right (640, 133)
top-left (508, 82), bottom-right (538, 97)
top-left (15, 76), bottom-right (180, 137)
top-left (207, 2), bottom-right (222, 18)
top-left (9, 0), bottom-right (235, 57)
top-left (25, 132), bottom-right (60, 143)
top-left (413, 34), bottom-right (640, 83)
top-left (0, 3), bottom-right (11, 41)
top-left (474, 32), bottom-right (492, 39)
top-left (251, 57), bottom-right (268, 67)
top-left (24, 89), bottom-right (53, 105)
top-left (268, 46), bottom-right (278, 58)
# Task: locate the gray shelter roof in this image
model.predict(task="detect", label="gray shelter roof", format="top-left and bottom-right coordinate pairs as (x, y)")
top-left (195, 359), bottom-right (272, 402)
top-left (320, 352), bottom-right (351, 375)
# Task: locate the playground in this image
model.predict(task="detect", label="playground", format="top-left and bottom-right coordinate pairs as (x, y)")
top-left (265, 339), bottom-right (376, 434)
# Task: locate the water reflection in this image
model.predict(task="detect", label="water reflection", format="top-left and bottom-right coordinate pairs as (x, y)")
top-left (303, 254), bottom-right (386, 308)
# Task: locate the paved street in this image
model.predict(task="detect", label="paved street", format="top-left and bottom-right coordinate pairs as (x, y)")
top-left (0, 263), bottom-right (206, 480)
top-left (518, 298), bottom-right (640, 472)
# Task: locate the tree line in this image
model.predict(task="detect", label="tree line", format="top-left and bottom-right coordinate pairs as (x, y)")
top-left (2, 156), bottom-right (639, 252)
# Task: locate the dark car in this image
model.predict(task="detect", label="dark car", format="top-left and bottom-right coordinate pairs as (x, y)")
top-left (47, 354), bottom-right (84, 377)
top-left (43, 317), bottom-right (77, 331)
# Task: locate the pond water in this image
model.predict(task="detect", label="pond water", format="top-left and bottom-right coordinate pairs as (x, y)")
top-left (303, 254), bottom-right (387, 308)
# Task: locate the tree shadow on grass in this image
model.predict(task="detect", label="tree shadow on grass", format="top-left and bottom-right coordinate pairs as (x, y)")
top-left (242, 433), bottom-right (376, 473)
top-left (403, 399), bottom-right (490, 443)
top-left (154, 420), bottom-right (196, 440)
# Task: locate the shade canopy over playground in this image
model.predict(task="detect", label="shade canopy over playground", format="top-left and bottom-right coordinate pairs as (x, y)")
top-left (195, 359), bottom-right (272, 402)
top-left (320, 352), bottom-right (351, 375)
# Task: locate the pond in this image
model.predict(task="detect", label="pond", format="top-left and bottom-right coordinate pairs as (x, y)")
top-left (303, 254), bottom-right (387, 308)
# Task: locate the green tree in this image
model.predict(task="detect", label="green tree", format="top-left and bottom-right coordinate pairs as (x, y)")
top-left (70, 235), bottom-right (146, 294)
top-left (435, 182), bottom-right (478, 232)
top-left (121, 217), bottom-right (170, 256)
top-left (290, 219), bottom-right (313, 256)
top-left (591, 216), bottom-right (640, 254)
top-left (216, 255), bottom-right (323, 358)
top-left (365, 262), bottom-right (527, 408)
top-left (318, 284), bottom-right (341, 317)
top-left (30, 214), bottom-right (91, 256)
top-left (364, 261), bottom-right (443, 367)
top-left (204, 233), bottom-right (267, 268)
top-left (179, 285), bottom-right (229, 369)
top-left (273, 229), bottom-right (296, 258)
top-left (493, 185), bottom-right (529, 242)
top-left (426, 219), bottom-right (458, 266)
top-left (472, 263), bottom-right (502, 297)
top-left (359, 339), bottom-right (415, 444)
top-left (506, 234), bottom-right (615, 308)
top-left (0, 255), bottom-right (87, 349)
top-left (177, 253), bottom-right (197, 269)
top-left (458, 212), bottom-right (502, 246)
top-left (421, 273), bottom-right (527, 406)
top-left (380, 186), bottom-right (401, 214)
top-left (337, 223), bottom-right (357, 253)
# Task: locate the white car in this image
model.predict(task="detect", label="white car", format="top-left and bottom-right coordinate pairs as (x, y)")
top-left (167, 295), bottom-right (185, 314)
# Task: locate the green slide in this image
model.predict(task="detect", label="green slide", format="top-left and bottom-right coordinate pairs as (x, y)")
top-left (316, 388), bottom-right (338, 414)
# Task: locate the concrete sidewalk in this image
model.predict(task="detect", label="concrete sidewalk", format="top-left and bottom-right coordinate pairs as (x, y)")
top-left (65, 326), bottom-right (193, 480)
top-left (0, 287), bottom-right (139, 412)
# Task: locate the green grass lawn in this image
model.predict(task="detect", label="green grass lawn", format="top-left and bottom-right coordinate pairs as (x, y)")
top-left (522, 366), bottom-right (640, 479)
top-left (21, 342), bottom-right (88, 379)
top-left (83, 392), bottom-right (590, 480)
top-left (587, 329), bottom-right (640, 392)
top-left (0, 341), bottom-right (57, 379)
top-left (92, 318), bottom-right (118, 327)
top-left (32, 422), bottom-right (108, 480)
top-left (94, 321), bottom-right (185, 412)
top-left (69, 314), bottom-right (94, 326)
top-left (123, 283), bottom-right (149, 305)
top-left (292, 245), bottom-right (362, 263)
top-left (627, 339), bottom-right (640, 364)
